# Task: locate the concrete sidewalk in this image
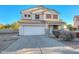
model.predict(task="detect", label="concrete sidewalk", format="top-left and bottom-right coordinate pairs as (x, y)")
top-left (1, 35), bottom-right (79, 54)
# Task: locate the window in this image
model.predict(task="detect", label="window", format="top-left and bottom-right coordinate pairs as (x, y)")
top-left (28, 15), bottom-right (31, 17)
top-left (78, 26), bottom-right (79, 30)
top-left (76, 17), bottom-right (79, 21)
top-left (46, 14), bottom-right (51, 19)
top-left (24, 14), bottom-right (31, 18)
top-left (24, 14), bottom-right (27, 17)
top-left (53, 15), bottom-right (58, 19)
top-left (35, 14), bottom-right (39, 19)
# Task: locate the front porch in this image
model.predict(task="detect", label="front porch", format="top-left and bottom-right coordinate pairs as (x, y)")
top-left (47, 24), bottom-right (64, 35)
top-left (45, 21), bottom-right (65, 34)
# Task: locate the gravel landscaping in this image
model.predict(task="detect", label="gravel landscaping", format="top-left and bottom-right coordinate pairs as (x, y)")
top-left (59, 38), bottom-right (79, 49)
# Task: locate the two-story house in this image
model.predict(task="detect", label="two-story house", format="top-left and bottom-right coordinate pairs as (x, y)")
top-left (73, 15), bottom-right (79, 30)
top-left (19, 6), bottom-right (65, 35)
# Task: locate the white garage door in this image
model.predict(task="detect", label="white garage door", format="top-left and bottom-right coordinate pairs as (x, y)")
top-left (19, 25), bottom-right (45, 35)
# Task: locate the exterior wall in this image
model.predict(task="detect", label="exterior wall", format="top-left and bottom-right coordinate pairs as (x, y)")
top-left (22, 11), bottom-right (32, 20)
top-left (43, 11), bottom-right (59, 21)
top-left (58, 25), bottom-right (63, 30)
top-left (31, 13), bottom-right (35, 20)
top-left (31, 9), bottom-right (45, 20)
top-left (21, 8), bottom-right (59, 21)
top-left (74, 17), bottom-right (79, 29)
top-left (22, 9), bottom-right (44, 20)
top-left (19, 26), bottom-right (24, 35)
top-left (74, 17), bottom-right (77, 27)
top-left (31, 13), bottom-right (44, 20)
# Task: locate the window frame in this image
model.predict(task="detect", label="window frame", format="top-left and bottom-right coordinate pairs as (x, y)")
top-left (53, 14), bottom-right (58, 19)
top-left (35, 14), bottom-right (40, 19)
top-left (46, 14), bottom-right (51, 19)
top-left (28, 15), bottom-right (31, 17)
top-left (24, 14), bottom-right (27, 17)
top-left (24, 14), bottom-right (31, 18)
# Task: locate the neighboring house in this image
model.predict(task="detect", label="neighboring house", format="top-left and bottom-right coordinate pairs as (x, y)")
top-left (19, 6), bottom-right (65, 35)
top-left (73, 15), bottom-right (79, 30)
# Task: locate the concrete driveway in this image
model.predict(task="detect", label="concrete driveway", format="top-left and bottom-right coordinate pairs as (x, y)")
top-left (1, 35), bottom-right (79, 54)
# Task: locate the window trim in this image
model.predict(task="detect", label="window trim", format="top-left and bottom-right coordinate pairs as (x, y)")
top-left (46, 14), bottom-right (51, 19)
top-left (53, 14), bottom-right (58, 19)
top-left (24, 14), bottom-right (31, 18)
top-left (28, 15), bottom-right (31, 17)
top-left (35, 14), bottom-right (40, 19)
top-left (24, 14), bottom-right (27, 17)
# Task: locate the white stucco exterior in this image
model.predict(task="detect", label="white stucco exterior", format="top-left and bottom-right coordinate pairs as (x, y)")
top-left (19, 6), bottom-right (64, 35)
top-left (21, 6), bottom-right (59, 21)
top-left (43, 11), bottom-right (59, 21)
top-left (74, 16), bottom-right (79, 29)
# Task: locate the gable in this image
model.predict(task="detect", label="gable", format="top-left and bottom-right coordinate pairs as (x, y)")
top-left (21, 6), bottom-right (59, 15)
top-left (32, 9), bottom-right (45, 13)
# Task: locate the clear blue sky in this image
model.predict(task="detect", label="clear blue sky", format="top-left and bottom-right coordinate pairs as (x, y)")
top-left (0, 5), bottom-right (79, 25)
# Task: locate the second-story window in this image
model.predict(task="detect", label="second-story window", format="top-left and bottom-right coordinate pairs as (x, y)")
top-left (78, 26), bottom-right (79, 30)
top-left (35, 14), bottom-right (40, 19)
top-left (46, 14), bottom-right (51, 19)
top-left (76, 17), bottom-right (79, 21)
top-left (24, 14), bottom-right (31, 18)
top-left (28, 15), bottom-right (31, 17)
top-left (53, 15), bottom-right (58, 19)
top-left (24, 14), bottom-right (27, 17)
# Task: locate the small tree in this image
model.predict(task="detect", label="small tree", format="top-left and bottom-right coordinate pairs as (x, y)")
top-left (0, 24), bottom-right (5, 29)
top-left (67, 24), bottom-right (73, 31)
top-left (11, 22), bottom-right (20, 30)
top-left (4, 24), bottom-right (11, 29)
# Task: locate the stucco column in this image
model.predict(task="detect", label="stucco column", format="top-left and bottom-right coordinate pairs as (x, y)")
top-left (58, 25), bottom-right (62, 30)
top-left (31, 13), bottom-right (35, 20)
top-left (45, 23), bottom-right (49, 35)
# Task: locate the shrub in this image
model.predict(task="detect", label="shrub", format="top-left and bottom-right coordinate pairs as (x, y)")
top-left (59, 31), bottom-right (75, 41)
top-left (52, 30), bottom-right (60, 38)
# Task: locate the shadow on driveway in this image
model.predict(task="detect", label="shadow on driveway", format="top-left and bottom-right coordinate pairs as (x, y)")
top-left (1, 35), bottom-right (79, 54)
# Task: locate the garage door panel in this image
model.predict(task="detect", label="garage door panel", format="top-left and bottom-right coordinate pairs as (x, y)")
top-left (24, 27), bottom-right (45, 35)
top-left (19, 25), bottom-right (45, 35)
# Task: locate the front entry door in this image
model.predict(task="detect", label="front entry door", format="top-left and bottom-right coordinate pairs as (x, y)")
top-left (53, 25), bottom-right (58, 30)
